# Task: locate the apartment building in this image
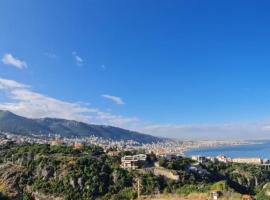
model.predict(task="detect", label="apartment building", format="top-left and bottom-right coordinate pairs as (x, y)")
top-left (232, 157), bottom-right (262, 165)
top-left (121, 154), bottom-right (147, 170)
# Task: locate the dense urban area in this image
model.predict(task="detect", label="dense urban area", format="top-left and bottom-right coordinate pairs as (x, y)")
top-left (0, 132), bottom-right (270, 200)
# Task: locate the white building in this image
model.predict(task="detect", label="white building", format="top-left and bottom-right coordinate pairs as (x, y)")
top-left (216, 155), bottom-right (232, 163)
top-left (121, 154), bottom-right (147, 170)
top-left (191, 155), bottom-right (207, 163)
top-left (134, 154), bottom-right (147, 161)
top-left (232, 157), bottom-right (262, 165)
top-left (121, 156), bottom-right (139, 170)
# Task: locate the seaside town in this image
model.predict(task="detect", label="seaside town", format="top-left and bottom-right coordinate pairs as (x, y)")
top-left (0, 131), bottom-right (269, 199)
top-left (0, 131), bottom-right (267, 168)
top-left (0, 131), bottom-right (250, 157)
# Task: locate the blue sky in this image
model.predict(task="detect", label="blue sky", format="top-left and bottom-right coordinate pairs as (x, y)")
top-left (1, 0), bottom-right (270, 139)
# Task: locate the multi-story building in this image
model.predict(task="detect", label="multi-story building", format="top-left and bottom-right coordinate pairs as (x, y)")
top-left (121, 155), bottom-right (139, 170)
top-left (216, 155), bottom-right (232, 163)
top-left (191, 155), bottom-right (207, 164)
top-left (121, 154), bottom-right (147, 170)
top-left (133, 154), bottom-right (147, 161)
top-left (232, 157), bottom-right (262, 165)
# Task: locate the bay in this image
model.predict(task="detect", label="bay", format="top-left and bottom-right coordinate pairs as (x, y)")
top-left (185, 140), bottom-right (270, 159)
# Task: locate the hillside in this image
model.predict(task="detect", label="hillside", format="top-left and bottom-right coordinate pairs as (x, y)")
top-left (0, 143), bottom-right (266, 200)
top-left (0, 110), bottom-right (161, 143)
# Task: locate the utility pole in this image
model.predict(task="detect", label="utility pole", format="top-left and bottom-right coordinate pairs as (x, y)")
top-left (137, 178), bottom-right (140, 200)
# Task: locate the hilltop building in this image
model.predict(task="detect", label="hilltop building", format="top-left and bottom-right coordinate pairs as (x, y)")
top-left (216, 155), bottom-right (232, 163)
top-left (121, 154), bottom-right (147, 170)
top-left (133, 154), bottom-right (147, 161)
top-left (191, 155), bottom-right (207, 164)
top-left (121, 156), bottom-right (139, 169)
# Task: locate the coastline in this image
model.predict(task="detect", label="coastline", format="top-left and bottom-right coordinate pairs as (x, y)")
top-left (180, 140), bottom-right (253, 156)
top-left (183, 140), bottom-right (269, 158)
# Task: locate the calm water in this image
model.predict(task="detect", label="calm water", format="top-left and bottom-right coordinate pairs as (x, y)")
top-left (185, 141), bottom-right (270, 159)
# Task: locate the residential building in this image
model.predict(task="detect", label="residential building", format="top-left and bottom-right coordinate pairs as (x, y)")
top-left (121, 155), bottom-right (139, 170)
top-left (121, 154), bottom-right (147, 170)
top-left (134, 154), bottom-right (147, 161)
top-left (232, 157), bottom-right (262, 165)
top-left (216, 155), bottom-right (232, 163)
top-left (191, 155), bottom-right (207, 163)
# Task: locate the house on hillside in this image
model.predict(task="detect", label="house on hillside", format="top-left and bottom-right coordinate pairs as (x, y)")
top-left (191, 155), bottom-right (207, 164)
top-left (133, 154), bottom-right (147, 161)
top-left (121, 155), bottom-right (139, 169)
top-left (216, 155), bottom-right (232, 163)
top-left (121, 154), bottom-right (147, 170)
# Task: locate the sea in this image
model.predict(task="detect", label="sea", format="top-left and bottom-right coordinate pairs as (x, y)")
top-left (185, 140), bottom-right (270, 159)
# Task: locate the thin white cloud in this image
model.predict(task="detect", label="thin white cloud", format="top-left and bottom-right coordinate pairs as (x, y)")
top-left (102, 94), bottom-right (125, 105)
top-left (0, 78), bottom-right (136, 127)
top-left (0, 78), bottom-right (29, 90)
top-left (1, 54), bottom-right (27, 69)
top-left (72, 51), bottom-right (84, 66)
top-left (1, 78), bottom-right (270, 139)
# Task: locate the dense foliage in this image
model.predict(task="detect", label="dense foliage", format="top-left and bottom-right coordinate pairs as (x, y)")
top-left (1, 143), bottom-right (270, 199)
top-left (0, 143), bottom-right (134, 200)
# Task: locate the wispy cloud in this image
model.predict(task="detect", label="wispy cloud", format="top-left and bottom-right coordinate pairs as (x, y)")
top-left (72, 51), bottom-right (84, 66)
top-left (102, 94), bottom-right (125, 105)
top-left (0, 78), bottom-right (136, 127)
top-left (0, 78), bottom-right (30, 90)
top-left (1, 78), bottom-right (270, 139)
top-left (1, 54), bottom-right (27, 69)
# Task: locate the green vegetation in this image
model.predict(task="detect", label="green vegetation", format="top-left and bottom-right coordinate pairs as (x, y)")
top-left (0, 143), bottom-right (270, 199)
top-left (211, 181), bottom-right (228, 191)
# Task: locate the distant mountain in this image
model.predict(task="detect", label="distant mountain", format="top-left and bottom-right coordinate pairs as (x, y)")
top-left (0, 110), bottom-right (162, 143)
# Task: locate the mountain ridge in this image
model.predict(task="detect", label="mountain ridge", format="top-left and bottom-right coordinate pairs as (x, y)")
top-left (0, 110), bottom-right (162, 143)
